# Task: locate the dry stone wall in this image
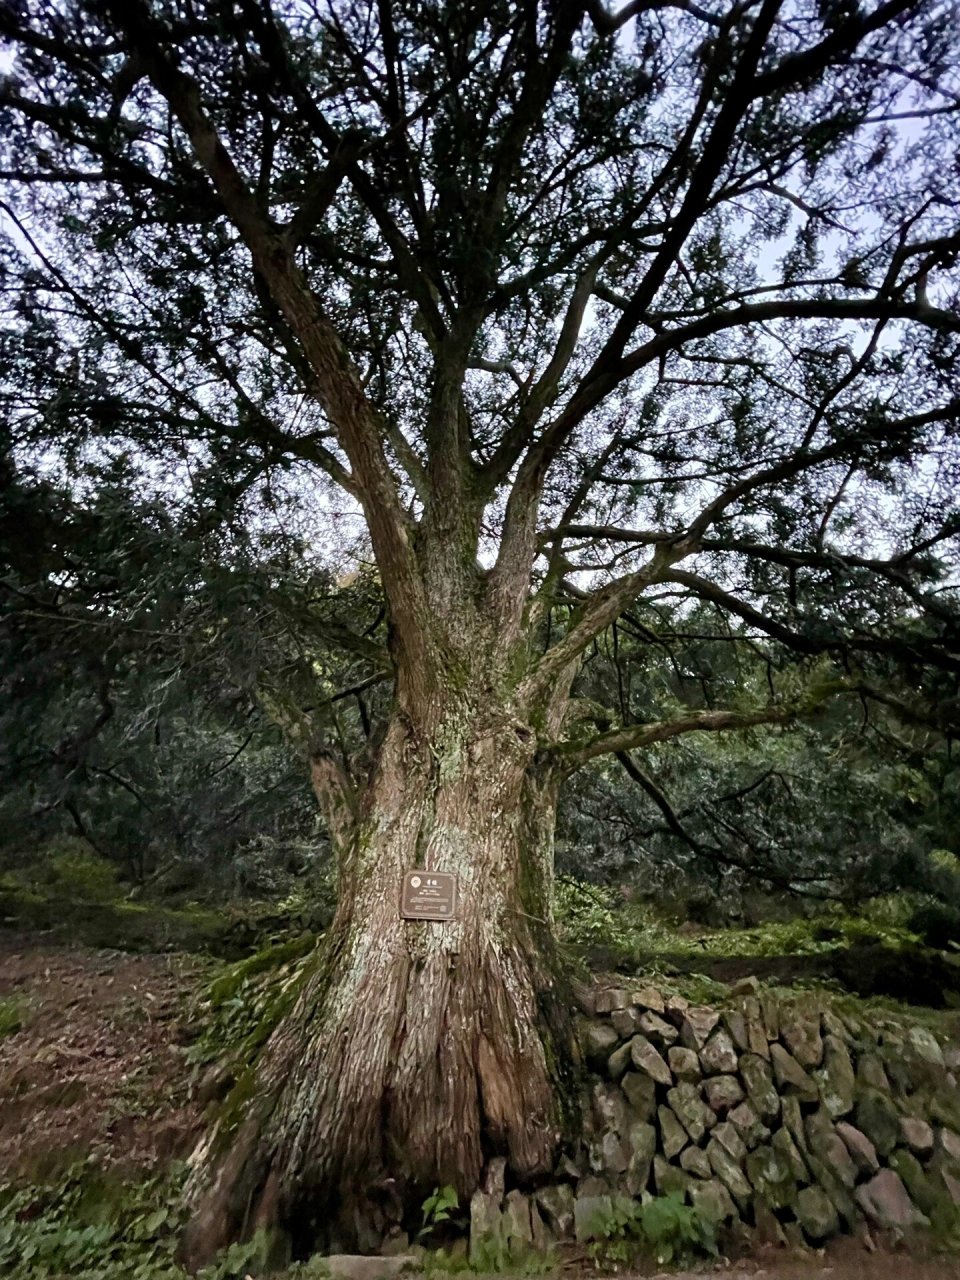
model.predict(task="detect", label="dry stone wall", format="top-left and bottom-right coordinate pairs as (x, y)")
top-left (469, 978), bottom-right (960, 1257)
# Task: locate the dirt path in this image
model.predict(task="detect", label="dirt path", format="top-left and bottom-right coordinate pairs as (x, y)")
top-left (0, 931), bottom-right (210, 1181)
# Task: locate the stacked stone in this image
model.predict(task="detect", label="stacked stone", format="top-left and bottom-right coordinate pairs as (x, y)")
top-left (470, 980), bottom-right (960, 1255)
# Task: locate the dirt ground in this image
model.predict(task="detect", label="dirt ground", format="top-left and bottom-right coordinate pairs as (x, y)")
top-left (0, 931), bottom-right (209, 1181)
top-left (1, 933), bottom-right (958, 1278)
top-left (659, 1254), bottom-right (960, 1279)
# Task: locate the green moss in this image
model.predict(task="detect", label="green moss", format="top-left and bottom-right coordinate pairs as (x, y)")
top-left (187, 935), bottom-right (327, 1157)
top-left (555, 879), bottom-right (960, 1008)
top-left (217, 1063), bottom-right (262, 1138)
top-left (42, 848), bottom-right (122, 903)
top-left (0, 873), bottom-right (248, 957)
top-left (208, 934), bottom-right (318, 1008)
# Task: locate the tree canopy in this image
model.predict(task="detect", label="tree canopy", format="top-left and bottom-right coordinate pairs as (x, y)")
top-left (2, 0), bottom-right (959, 749)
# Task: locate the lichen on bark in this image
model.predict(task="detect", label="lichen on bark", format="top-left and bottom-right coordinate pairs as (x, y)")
top-left (183, 692), bottom-right (579, 1265)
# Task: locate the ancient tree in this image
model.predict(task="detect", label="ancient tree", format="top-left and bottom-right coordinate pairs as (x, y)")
top-left (1, 0), bottom-right (959, 1257)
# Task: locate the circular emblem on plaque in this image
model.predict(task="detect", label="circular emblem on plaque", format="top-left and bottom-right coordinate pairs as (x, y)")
top-left (401, 871), bottom-right (458, 921)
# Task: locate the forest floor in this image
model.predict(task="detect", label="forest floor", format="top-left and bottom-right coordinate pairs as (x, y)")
top-left (0, 933), bottom-right (211, 1183)
top-left (1, 931), bottom-right (959, 1279)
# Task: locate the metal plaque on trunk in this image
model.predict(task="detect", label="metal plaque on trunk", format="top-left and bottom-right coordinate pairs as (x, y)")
top-left (401, 870), bottom-right (458, 921)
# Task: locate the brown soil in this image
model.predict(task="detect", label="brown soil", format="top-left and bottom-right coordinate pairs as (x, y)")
top-left (0, 930), bottom-right (211, 1181)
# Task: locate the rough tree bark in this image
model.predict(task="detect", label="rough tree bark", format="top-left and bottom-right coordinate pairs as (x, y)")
top-left (183, 630), bottom-right (579, 1264)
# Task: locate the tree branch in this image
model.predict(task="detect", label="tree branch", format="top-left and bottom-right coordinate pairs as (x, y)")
top-left (522, 540), bottom-right (694, 705)
top-left (564, 703), bottom-right (800, 769)
top-left (587, 0), bottom-right (724, 33)
top-left (106, 1), bottom-right (435, 698)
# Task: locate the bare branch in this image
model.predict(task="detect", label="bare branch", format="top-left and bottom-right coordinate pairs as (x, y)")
top-left (106, 0), bottom-right (435, 694)
top-left (587, 0), bottom-right (724, 33)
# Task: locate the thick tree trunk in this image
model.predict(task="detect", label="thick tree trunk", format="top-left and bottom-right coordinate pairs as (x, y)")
top-left (183, 698), bottom-right (577, 1264)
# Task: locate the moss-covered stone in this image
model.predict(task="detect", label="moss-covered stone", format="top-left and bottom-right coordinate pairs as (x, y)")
top-left (666, 1081), bottom-right (715, 1143)
top-left (534, 1184), bottom-right (575, 1239)
top-left (900, 1116), bottom-right (935, 1160)
top-left (780, 1013), bottom-right (823, 1071)
top-left (770, 1043), bottom-right (818, 1103)
top-left (711, 1120), bottom-right (747, 1164)
top-left (806, 1153), bottom-right (860, 1229)
top-left (657, 1105), bottom-right (687, 1160)
top-left (606, 1038), bottom-right (634, 1080)
top-left (630, 1035), bottom-right (672, 1086)
top-left (581, 1019), bottom-right (618, 1066)
top-left (854, 1086), bottom-right (901, 1158)
top-left (772, 1125), bottom-right (809, 1184)
top-left (744, 1143), bottom-right (796, 1212)
top-left (706, 1137), bottom-right (752, 1207)
top-left (689, 1178), bottom-right (737, 1225)
top-left (928, 1086), bottom-right (960, 1132)
top-left (592, 1081), bottom-right (630, 1134)
top-left (796, 1185), bottom-right (840, 1242)
top-left (780, 1094), bottom-right (808, 1155)
top-left (652, 1154), bottom-right (689, 1198)
top-left (702, 1074), bottom-right (744, 1116)
top-left (889, 1149), bottom-right (937, 1217)
top-left (680, 1145), bottom-right (712, 1179)
top-left (855, 1169), bottom-right (928, 1230)
top-left (805, 1110), bottom-right (856, 1189)
top-left (699, 1029), bottom-right (738, 1075)
top-left (666, 1046), bottom-right (701, 1082)
top-left (835, 1121), bottom-right (879, 1176)
top-left (729, 1099), bottom-right (770, 1150)
top-left (739, 1053), bottom-right (780, 1125)
top-left (815, 1035), bottom-right (855, 1119)
top-left (856, 1051), bottom-right (891, 1093)
top-left (624, 1121), bottom-right (656, 1196)
top-left (620, 1070), bottom-right (656, 1121)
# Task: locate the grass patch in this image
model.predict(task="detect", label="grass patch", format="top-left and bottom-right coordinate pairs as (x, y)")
top-left (0, 997), bottom-right (24, 1039)
top-left (0, 873), bottom-right (235, 956)
top-left (556, 879), bottom-right (924, 961)
top-left (556, 879), bottom-right (960, 1009)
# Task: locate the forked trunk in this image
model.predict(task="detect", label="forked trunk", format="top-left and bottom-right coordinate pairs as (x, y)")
top-left (183, 697), bottom-right (577, 1264)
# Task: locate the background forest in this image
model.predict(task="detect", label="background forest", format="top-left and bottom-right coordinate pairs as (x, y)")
top-left (4, 453), bottom-right (960, 952)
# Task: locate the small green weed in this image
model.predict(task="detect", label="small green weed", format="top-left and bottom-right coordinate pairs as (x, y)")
top-left (0, 998), bottom-right (24, 1039)
top-left (418, 1185), bottom-right (463, 1242)
top-left (467, 1231), bottom-right (555, 1275)
top-left (583, 1193), bottom-right (717, 1269)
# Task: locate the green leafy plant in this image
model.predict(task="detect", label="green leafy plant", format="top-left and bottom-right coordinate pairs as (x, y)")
top-left (466, 1228), bottom-right (554, 1276)
top-left (583, 1193), bottom-right (717, 1270)
top-left (0, 1162), bottom-right (271, 1280)
top-left (418, 1185), bottom-right (462, 1241)
top-left (184, 934), bottom-right (319, 1078)
top-left (638, 1194), bottom-right (717, 1266)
